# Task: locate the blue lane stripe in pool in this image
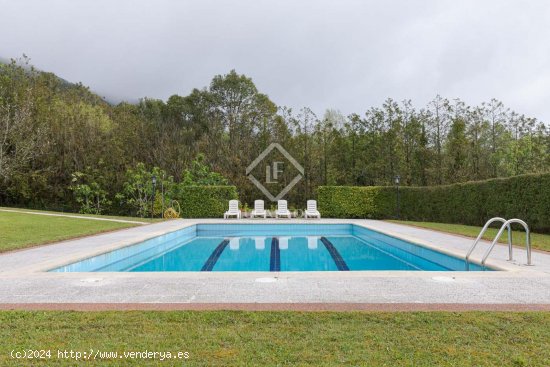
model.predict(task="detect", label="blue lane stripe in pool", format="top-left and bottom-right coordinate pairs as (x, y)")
top-left (270, 237), bottom-right (280, 271)
top-left (201, 239), bottom-right (230, 271)
top-left (320, 237), bottom-right (349, 271)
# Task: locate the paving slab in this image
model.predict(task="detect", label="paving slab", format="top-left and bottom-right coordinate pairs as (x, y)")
top-left (0, 219), bottom-right (549, 308)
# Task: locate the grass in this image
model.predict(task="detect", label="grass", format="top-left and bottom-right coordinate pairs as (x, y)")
top-left (389, 220), bottom-right (550, 252)
top-left (0, 206), bottom-right (160, 223)
top-left (1, 311), bottom-right (549, 366)
top-left (0, 210), bottom-right (143, 253)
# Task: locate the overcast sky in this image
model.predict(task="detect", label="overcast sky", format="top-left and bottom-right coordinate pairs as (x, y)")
top-left (1, 0), bottom-right (550, 122)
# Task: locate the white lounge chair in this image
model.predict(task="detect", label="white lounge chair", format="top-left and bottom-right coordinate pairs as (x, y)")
top-left (275, 200), bottom-right (292, 218)
top-left (251, 200), bottom-right (267, 218)
top-left (304, 200), bottom-right (321, 219)
top-left (224, 200), bottom-right (241, 219)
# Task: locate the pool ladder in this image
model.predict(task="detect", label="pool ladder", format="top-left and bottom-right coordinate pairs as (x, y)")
top-left (465, 217), bottom-right (532, 269)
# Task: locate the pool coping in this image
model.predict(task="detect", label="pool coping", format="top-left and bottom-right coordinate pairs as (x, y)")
top-left (352, 221), bottom-right (516, 272)
top-left (2, 302), bottom-right (550, 312)
top-left (28, 219), bottom-right (521, 273)
top-left (10, 221), bottom-right (194, 274)
top-left (1, 219), bottom-right (549, 305)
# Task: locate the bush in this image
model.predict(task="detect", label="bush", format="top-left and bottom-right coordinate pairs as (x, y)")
top-left (318, 173), bottom-right (550, 233)
top-left (69, 170), bottom-right (111, 214)
top-left (174, 186), bottom-right (238, 218)
top-left (316, 186), bottom-right (393, 219)
top-left (113, 162), bottom-right (235, 218)
top-left (115, 163), bottom-right (175, 218)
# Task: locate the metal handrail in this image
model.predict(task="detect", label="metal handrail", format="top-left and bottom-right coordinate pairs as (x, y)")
top-left (466, 217), bottom-right (511, 266)
top-left (481, 218), bottom-right (532, 266)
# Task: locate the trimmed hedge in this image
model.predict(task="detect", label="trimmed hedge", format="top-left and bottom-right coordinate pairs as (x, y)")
top-left (318, 173), bottom-right (550, 233)
top-left (174, 186), bottom-right (238, 218)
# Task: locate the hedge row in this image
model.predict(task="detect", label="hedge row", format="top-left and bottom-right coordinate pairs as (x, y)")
top-left (174, 186), bottom-right (238, 218)
top-left (318, 173), bottom-right (550, 233)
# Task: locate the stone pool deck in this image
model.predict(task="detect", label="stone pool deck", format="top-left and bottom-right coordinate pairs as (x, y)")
top-left (1, 219), bottom-right (549, 311)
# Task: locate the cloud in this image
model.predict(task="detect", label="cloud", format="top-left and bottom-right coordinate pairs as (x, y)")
top-left (1, 0), bottom-right (549, 122)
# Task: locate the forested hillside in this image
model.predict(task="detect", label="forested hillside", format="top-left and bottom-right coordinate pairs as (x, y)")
top-left (1, 58), bottom-right (548, 216)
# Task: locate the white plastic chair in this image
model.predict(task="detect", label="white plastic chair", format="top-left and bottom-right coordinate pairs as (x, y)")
top-left (224, 200), bottom-right (241, 219)
top-left (275, 200), bottom-right (292, 218)
top-left (251, 200), bottom-right (267, 218)
top-left (304, 200), bottom-right (321, 219)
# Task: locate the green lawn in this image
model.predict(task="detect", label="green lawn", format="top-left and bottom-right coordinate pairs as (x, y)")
top-left (0, 206), bottom-right (160, 223)
top-left (0, 210), bottom-right (143, 253)
top-left (1, 311), bottom-right (549, 366)
top-left (389, 220), bottom-right (550, 252)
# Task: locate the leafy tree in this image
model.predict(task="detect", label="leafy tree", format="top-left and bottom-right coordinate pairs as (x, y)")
top-left (181, 154), bottom-right (228, 186)
top-left (0, 58), bottom-right (548, 212)
top-left (69, 170), bottom-right (110, 214)
top-left (0, 58), bottom-right (47, 184)
top-left (445, 119), bottom-right (468, 182)
top-left (116, 163), bottom-right (174, 217)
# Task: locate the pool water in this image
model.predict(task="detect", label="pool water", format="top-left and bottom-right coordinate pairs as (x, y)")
top-left (51, 224), bottom-right (488, 272)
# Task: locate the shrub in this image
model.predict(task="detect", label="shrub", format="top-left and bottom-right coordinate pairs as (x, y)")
top-left (174, 186), bottom-right (238, 218)
top-left (69, 170), bottom-right (111, 214)
top-left (318, 173), bottom-right (550, 233)
top-left (116, 163), bottom-right (175, 218)
top-left (114, 162), bottom-right (236, 218)
top-left (317, 186), bottom-right (392, 218)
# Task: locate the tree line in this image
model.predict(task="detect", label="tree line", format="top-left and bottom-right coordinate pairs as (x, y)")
top-left (1, 58), bottom-right (548, 215)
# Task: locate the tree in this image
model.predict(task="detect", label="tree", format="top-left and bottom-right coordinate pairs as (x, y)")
top-left (209, 70), bottom-right (276, 150)
top-left (116, 163), bottom-right (174, 217)
top-left (69, 169), bottom-right (110, 214)
top-left (0, 59), bottom-right (47, 184)
top-left (1, 58), bottom-right (549, 212)
top-left (181, 154), bottom-right (229, 186)
top-left (445, 119), bottom-right (469, 182)
top-left (484, 99), bottom-right (509, 177)
top-left (427, 95), bottom-right (450, 184)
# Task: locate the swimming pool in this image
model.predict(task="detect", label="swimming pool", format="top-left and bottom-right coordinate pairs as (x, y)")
top-left (51, 224), bottom-right (488, 272)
